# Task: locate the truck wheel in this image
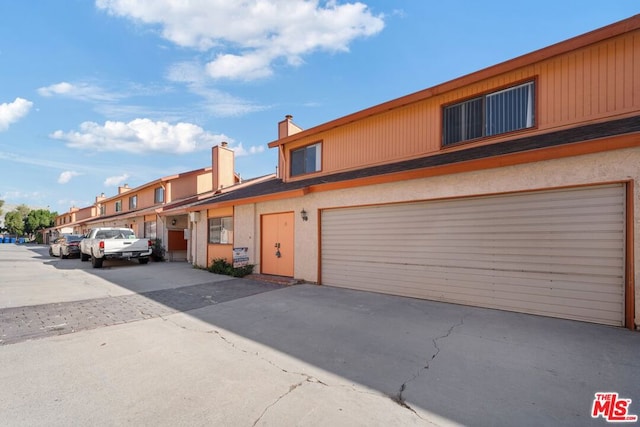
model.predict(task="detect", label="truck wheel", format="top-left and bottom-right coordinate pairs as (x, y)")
top-left (91, 254), bottom-right (103, 269)
top-left (80, 253), bottom-right (89, 261)
top-left (138, 257), bottom-right (149, 265)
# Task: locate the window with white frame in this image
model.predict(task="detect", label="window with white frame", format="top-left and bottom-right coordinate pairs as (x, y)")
top-left (129, 195), bottom-right (137, 210)
top-left (99, 205), bottom-right (106, 216)
top-left (442, 81), bottom-right (535, 146)
top-left (290, 142), bottom-right (321, 177)
top-left (208, 217), bottom-right (233, 244)
top-left (154, 187), bottom-right (164, 203)
top-left (115, 200), bottom-right (122, 212)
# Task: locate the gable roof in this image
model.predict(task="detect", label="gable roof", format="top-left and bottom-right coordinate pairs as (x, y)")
top-left (192, 115), bottom-right (640, 210)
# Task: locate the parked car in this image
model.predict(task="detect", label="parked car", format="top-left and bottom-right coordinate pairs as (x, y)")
top-left (80, 227), bottom-right (152, 268)
top-left (49, 234), bottom-right (83, 259)
top-left (49, 237), bottom-right (63, 257)
top-left (60, 234), bottom-right (83, 258)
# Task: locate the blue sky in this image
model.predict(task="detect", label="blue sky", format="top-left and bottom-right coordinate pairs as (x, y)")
top-left (0, 1), bottom-right (637, 214)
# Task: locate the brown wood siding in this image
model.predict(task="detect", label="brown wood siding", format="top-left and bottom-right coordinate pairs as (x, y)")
top-left (286, 30), bottom-right (639, 182)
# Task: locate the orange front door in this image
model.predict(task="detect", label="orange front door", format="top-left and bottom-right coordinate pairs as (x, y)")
top-left (261, 212), bottom-right (294, 277)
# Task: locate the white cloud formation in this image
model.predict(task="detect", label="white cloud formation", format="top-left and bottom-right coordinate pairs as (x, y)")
top-left (57, 170), bottom-right (82, 184)
top-left (233, 143), bottom-right (265, 157)
top-left (96, 0), bottom-right (384, 81)
top-left (37, 81), bottom-right (125, 102)
top-left (166, 62), bottom-right (269, 116)
top-left (104, 173), bottom-right (130, 187)
top-left (0, 98), bottom-right (33, 131)
top-left (50, 119), bottom-right (232, 154)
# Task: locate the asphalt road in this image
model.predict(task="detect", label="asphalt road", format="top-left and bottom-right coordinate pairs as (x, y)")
top-left (1, 243), bottom-right (639, 426)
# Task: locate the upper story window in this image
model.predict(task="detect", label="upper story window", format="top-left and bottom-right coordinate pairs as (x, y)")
top-left (115, 200), bottom-right (122, 212)
top-left (129, 195), bottom-right (137, 210)
top-left (290, 142), bottom-right (321, 177)
top-left (442, 81), bottom-right (535, 146)
top-left (154, 187), bottom-right (165, 203)
top-left (99, 205), bottom-right (106, 216)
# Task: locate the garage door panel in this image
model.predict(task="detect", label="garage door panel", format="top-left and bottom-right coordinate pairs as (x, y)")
top-left (324, 264), bottom-right (622, 324)
top-left (324, 259), bottom-right (622, 298)
top-left (321, 184), bottom-right (625, 326)
top-left (325, 191), bottom-right (622, 223)
top-left (324, 253), bottom-right (623, 276)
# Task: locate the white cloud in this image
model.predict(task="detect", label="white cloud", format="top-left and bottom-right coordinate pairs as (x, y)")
top-left (0, 98), bottom-right (33, 131)
top-left (50, 118), bottom-right (231, 154)
top-left (166, 61), bottom-right (269, 117)
top-left (37, 81), bottom-right (124, 102)
top-left (57, 171), bottom-right (82, 184)
top-left (0, 190), bottom-right (42, 202)
top-left (104, 173), bottom-right (130, 187)
top-left (231, 143), bottom-right (266, 157)
top-left (96, 0), bottom-right (384, 81)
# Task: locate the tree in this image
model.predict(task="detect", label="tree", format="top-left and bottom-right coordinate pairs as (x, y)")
top-left (15, 204), bottom-right (31, 219)
top-left (4, 211), bottom-right (24, 236)
top-left (25, 209), bottom-right (56, 235)
top-left (0, 199), bottom-right (4, 217)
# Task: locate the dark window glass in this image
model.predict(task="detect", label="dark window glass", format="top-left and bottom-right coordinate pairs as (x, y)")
top-left (443, 81), bottom-right (534, 146)
top-left (290, 143), bottom-right (321, 176)
top-left (154, 187), bottom-right (164, 203)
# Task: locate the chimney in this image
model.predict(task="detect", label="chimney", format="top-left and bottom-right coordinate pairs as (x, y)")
top-left (278, 114), bottom-right (303, 139)
top-left (118, 183), bottom-right (131, 194)
top-left (96, 193), bottom-right (107, 204)
top-left (212, 142), bottom-right (235, 191)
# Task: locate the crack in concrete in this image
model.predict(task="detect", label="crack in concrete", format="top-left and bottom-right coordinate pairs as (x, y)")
top-left (393, 316), bottom-right (465, 417)
top-left (252, 376), bottom-right (326, 427)
top-left (162, 318), bottom-right (435, 424)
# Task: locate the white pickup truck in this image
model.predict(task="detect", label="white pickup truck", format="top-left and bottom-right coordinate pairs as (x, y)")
top-left (80, 227), bottom-right (152, 268)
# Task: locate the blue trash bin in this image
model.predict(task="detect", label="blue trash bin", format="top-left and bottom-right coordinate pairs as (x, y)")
top-left (18, 238), bottom-right (25, 244)
top-left (2, 237), bottom-right (8, 243)
top-left (10, 238), bottom-right (16, 243)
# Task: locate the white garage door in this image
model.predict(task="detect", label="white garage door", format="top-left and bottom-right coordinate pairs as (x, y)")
top-left (321, 184), bottom-right (625, 326)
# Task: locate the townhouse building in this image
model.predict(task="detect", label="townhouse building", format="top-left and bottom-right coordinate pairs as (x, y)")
top-left (51, 145), bottom-right (241, 261)
top-left (188, 15), bottom-right (640, 329)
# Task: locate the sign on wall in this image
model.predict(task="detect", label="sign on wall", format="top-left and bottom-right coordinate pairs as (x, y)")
top-left (233, 247), bottom-right (249, 268)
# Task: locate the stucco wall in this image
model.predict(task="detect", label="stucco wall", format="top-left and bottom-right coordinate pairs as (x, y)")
top-left (191, 211), bottom-right (209, 268)
top-left (236, 147), bottom-right (640, 325)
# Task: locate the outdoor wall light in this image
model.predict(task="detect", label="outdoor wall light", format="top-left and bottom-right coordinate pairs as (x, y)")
top-left (300, 209), bottom-right (308, 221)
top-left (171, 218), bottom-right (177, 226)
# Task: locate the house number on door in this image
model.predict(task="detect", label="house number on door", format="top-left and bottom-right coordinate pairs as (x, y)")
top-left (274, 242), bottom-right (281, 258)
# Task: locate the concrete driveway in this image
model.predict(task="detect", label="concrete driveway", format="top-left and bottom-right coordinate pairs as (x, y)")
top-left (1, 243), bottom-right (639, 426)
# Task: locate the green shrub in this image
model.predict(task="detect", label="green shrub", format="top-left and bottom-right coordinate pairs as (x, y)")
top-left (151, 238), bottom-right (166, 261)
top-left (208, 258), bottom-right (254, 277)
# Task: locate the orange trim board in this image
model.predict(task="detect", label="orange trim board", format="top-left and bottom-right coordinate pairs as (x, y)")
top-left (625, 180), bottom-right (636, 330)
